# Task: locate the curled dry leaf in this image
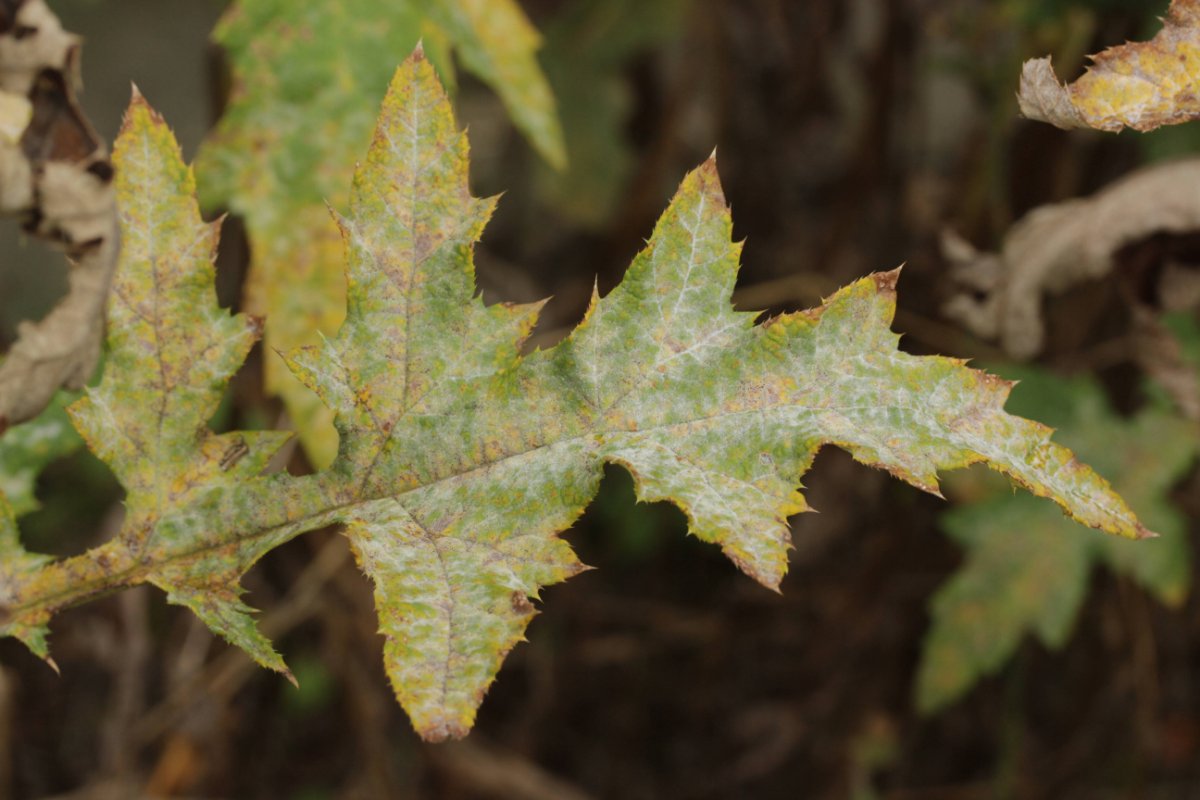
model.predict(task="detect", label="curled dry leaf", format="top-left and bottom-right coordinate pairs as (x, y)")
top-left (1132, 307), bottom-right (1200, 421)
top-left (1018, 0), bottom-right (1200, 132)
top-left (1146, 308), bottom-right (1200, 421)
top-left (0, 0), bottom-right (117, 431)
top-left (943, 159), bottom-right (1200, 360)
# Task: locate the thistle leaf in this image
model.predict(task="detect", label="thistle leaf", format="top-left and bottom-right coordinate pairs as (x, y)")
top-left (0, 53), bottom-right (1157, 743)
top-left (286, 54), bottom-right (1150, 735)
top-left (69, 94), bottom-right (293, 677)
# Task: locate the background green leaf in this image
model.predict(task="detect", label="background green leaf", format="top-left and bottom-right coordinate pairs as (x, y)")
top-left (917, 367), bottom-right (1198, 713)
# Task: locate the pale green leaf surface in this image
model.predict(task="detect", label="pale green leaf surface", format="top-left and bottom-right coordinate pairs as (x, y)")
top-left (917, 369), bottom-right (1197, 713)
top-left (69, 95), bottom-right (293, 677)
top-left (280, 53), bottom-right (588, 738)
top-left (280, 54), bottom-right (1150, 737)
top-left (196, 0), bottom-right (426, 466)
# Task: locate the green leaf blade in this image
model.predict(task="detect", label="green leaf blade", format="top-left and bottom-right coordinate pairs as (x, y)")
top-left (197, 0), bottom-right (427, 467)
top-left (346, 483), bottom-right (589, 741)
top-left (1, 47), bottom-right (1162, 745)
top-left (71, 95), bottom-right (260, 520)
top-left (287, 55), bottom-right (595, 738)
top-left (292, 53), bottom-right (1156, 733)
top-left (67, 94), bottom-right (293, 675)
top-left (585, 250), bottom-right (1150, 586)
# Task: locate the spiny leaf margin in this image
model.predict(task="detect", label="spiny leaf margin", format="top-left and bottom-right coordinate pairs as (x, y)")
top-left (280, 50), bottom-right (1151, 737)
top-left (68, 91), bottom-right (292, 676)
top-left (0, 51), bottom-right (1155, 746)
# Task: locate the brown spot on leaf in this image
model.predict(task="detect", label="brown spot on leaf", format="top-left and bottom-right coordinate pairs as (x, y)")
top-left (510, 591), bottom-right (533, 615)
top-left (219, 437), bottom-right (250, 471)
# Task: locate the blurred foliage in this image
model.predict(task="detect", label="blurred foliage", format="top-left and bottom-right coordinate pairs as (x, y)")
top-left (918, 366), bottom-right (1199, 713)
top-left (283, 653), bottom-right (337, 717)
top-left (1164, 311), bottom-right (1200, 369)
top-left (537, 0), bottom-right (690, 227)
top-left (1018, 0), bottom-right (1169, 24)
top-left (0, 393), bottom-right (81, 517)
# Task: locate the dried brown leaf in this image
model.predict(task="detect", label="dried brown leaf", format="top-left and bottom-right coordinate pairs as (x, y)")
top-left (943, 159), bottom-right (1200, 359)
top-left (1019, 0), bottom-right (1200, 132)
top-left (0, 0), bottom-right (118, 430)
top-left (1133, 307), bottom-right (1200, 420)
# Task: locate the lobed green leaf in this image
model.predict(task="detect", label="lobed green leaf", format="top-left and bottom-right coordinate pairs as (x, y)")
top-left (0, 51), bottom-right (1159, 744)
top-left (281, 53), bottom-right (1153, 735)
top-left (70, 93), bottom-right (293, 677)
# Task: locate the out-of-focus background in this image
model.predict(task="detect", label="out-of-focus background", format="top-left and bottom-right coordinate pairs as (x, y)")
top-left (4, 0), bottom-right (1200, 797)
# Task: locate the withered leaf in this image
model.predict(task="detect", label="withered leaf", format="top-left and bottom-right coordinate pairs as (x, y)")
top-left (1019, 0), bottom-right (1200, 132)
